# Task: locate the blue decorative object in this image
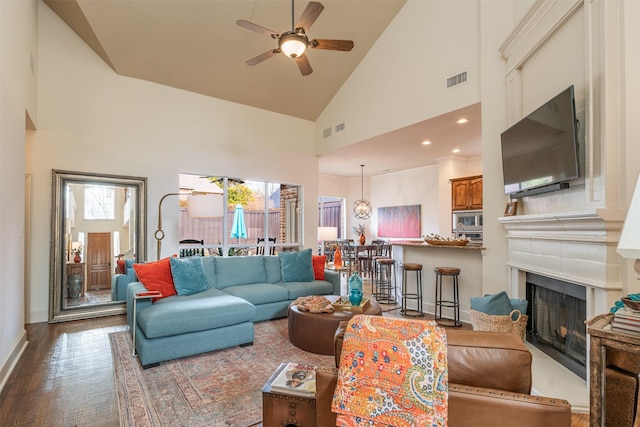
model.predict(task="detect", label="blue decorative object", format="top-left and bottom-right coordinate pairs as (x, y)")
top-left (348, 271), bottom-right (363, 294)
top-left (349, 289), bottom-right (363, 306)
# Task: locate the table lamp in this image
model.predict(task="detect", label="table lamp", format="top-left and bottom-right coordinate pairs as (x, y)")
top-left (617, 174), bottom-right (640, 276)
top-left (318, 226), bottom-right (338, 256)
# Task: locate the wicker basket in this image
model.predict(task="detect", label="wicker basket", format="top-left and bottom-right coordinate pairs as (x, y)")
top-left (470, 308), bottom-right (528, 338)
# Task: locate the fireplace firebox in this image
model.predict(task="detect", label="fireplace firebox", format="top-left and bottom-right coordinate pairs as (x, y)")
top-left (526, 273), bottom-right (587, 380)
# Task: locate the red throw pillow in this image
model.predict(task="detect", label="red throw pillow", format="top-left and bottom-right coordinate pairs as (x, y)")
top-left (312, 255), bottom-right (326, 280)
top-left (132, 257), bottom-right (176, 300)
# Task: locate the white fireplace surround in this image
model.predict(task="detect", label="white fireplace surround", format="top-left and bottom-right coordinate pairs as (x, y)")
top-left (499, 208), bottom-right (625, 323)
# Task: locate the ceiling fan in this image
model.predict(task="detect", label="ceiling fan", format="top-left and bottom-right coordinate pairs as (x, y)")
top-left (237, 1), bottom-right (354, 76)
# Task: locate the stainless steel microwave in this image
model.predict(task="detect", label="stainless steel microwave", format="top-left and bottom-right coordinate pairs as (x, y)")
top-left (452, 210), bottom-right (483, 232)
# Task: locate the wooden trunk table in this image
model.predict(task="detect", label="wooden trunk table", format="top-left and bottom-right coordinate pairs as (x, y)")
top-left (586, 313), bottom-right (640, 427)
top-left (262, 362), bottom-right (317, 427)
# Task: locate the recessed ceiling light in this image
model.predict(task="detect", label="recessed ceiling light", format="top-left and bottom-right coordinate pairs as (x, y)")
top-left (421, 140), bottom-right (432, 145)
top-left (457, 118), bottom-right (469, 124)
top-left (452, 148), bottom-right (461, 153)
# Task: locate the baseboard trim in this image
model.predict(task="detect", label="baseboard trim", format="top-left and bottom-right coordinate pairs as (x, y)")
top-left (0, 329), bottom-right (28, 394)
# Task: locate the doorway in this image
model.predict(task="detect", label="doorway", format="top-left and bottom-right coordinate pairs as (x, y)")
top-left (87, 232), bottom-right (112, 291)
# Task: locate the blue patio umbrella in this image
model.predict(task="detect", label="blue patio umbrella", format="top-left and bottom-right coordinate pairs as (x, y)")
top-left (230, 204), bottom-right (247, 240)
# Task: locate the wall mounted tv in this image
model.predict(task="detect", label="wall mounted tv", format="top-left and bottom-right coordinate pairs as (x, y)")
top-left (501, 85), bottom-right (579, 197)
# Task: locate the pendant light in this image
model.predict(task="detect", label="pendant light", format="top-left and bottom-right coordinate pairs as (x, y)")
top-left (353, 165), bottom-right (372, 219)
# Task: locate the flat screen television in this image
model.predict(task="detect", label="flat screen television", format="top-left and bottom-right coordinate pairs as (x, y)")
top-left (501, 85), bottom-right (579, 197)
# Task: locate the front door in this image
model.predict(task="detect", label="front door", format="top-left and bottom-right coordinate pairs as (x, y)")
top-left (87, 232), bottom-right (111, 291)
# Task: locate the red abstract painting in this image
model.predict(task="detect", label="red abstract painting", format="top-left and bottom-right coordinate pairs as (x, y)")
top-left (377, 205), bottom-right (421, 238)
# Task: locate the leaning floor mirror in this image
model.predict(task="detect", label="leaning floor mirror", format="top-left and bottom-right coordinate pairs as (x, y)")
top-left (49, 170), bottom-right (147, 322)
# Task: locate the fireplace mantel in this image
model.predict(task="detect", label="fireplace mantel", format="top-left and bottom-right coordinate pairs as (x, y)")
top-left (499, 208), bottom-right (625, 317)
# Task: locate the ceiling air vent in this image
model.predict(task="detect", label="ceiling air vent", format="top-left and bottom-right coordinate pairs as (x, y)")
top-left (335, 123), bottom-right (345, 132)
top-left (323, 127), bottom-right (332, 138)
top-left (447, 71), bottom-right (468, 88)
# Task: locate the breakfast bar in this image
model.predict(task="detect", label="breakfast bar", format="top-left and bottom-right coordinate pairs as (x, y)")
top-left (391, 242), bottom-right (485, 324)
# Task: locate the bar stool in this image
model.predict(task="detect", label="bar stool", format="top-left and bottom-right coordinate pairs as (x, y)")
top-left (371, 248), bottom-right (390, 297)
top-left (400, 263), bottom-right (424, 317)
top-left (434, 267), bottom-right (462, 327)
top-left (375, 258), bottom-right (396, 304)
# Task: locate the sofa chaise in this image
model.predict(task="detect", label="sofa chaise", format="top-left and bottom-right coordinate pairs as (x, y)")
top-left (125, 250), bottom-right (339, 367)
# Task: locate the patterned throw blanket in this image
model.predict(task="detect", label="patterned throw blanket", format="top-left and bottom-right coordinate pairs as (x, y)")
top-left (331, 315), bottom-right (448, 427)
top-left (292, 295), bottom-right (335, 313)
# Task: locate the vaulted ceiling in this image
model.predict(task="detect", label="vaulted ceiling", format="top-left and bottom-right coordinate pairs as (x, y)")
top-left (44, 0), bottom-right (482, 177)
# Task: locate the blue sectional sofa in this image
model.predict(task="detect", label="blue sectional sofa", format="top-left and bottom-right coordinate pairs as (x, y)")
top-left (112, 259), bottom-right (137, 301)
top-left (125, 251), bottom-right (340, 367)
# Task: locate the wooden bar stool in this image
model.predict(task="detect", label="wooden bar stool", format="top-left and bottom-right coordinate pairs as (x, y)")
top-left (400, 263), bottom-right (424, 317)
top-left (374, 258), bottom-right (396, 304)
top-left (434, 267), bottom-right (462, 327)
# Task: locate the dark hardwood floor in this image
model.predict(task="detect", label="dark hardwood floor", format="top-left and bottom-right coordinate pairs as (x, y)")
top-left (0, 277), bottom-right (588, 426)
top-left (0, 316), bottom-right (128, 426)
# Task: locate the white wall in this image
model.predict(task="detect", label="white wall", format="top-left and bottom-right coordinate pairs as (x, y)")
top-left (24, 3), bottom-right (319, 323)
top-left (0, 0), bottom-right (38, 392)
top-left (316, 0), bottom-right (481, 155)
top-left (370, 166), bottom-right (440, 238)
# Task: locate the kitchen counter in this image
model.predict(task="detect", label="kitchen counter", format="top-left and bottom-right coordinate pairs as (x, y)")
top-left (393, 240), bottom-right (485, 250)
top-left (391, 242), bottom-right (485, 324)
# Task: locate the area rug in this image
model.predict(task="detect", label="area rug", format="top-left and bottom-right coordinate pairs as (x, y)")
top-left (110, 319), bottom-right (334, 427)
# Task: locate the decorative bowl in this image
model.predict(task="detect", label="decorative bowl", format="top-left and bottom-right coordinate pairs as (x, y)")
top-left (622, 297), bottom-right (640, 311)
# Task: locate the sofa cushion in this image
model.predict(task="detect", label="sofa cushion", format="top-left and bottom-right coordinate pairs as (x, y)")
top-left (138, 288), bottom-right (256, 338)
top-left (264, 255), bottom-right (282, 283)
top-left (279, 249), bottom-right (314, 282)
top-left (201, 256), bottom-right (217, 289)
top-left (470, 291), bottom-right (513, 315)
top-left (279, 280), bottom-right (334, 300)
top-left (313, 255), bottom-right (326, 280)
top-left (170, 256), bottom-right (209, 296)
top-left (214, 256), bottom-right (267, 289)
top-left (222, 283), bottom-right (289, 305)
top-left (133, 257), bottom-right (176, 300)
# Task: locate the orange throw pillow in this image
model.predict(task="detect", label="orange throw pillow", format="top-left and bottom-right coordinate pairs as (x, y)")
top-left (132, 257), bottom-right (176, 300)
top-left (312, 255), bottom-right (326, 280)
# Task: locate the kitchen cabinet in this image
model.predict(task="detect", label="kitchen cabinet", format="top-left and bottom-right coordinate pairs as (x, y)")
top-left (451, 175), bottom-right (483, 211)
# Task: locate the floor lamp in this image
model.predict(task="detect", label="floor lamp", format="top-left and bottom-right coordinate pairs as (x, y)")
top-left (154, 193), bottom-right (222, 260)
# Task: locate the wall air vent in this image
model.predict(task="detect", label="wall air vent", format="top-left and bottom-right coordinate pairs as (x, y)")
top-left (447, 71), bottom-right (468, 88)
top-left (335, 123), bottom-right (345, 132)
top-left (323, 127), bottom-right (332, 138)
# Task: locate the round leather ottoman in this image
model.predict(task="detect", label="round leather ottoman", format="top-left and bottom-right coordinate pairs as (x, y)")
top-left (287, 295), bottom-right (382, 355)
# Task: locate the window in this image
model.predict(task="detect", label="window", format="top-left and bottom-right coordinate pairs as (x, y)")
top-left (84, 185), bottom-right (115, 220)
top-left (178, 174), bottom-right (302, 255)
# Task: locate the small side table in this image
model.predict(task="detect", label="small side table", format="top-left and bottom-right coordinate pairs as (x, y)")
top-left (587, 313), bottom-right (640, 426)
top-left (132, 291), bottom-right (161, 356)
top-left (262, 362), bottom-right (317, 427)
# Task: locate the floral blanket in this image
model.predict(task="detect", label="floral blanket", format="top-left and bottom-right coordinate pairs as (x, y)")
top-left (331, 315), bottom-right (448, 427)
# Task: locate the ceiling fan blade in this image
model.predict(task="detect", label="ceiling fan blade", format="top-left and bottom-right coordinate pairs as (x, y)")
top-left (236, 20), bottom-right (279, 38)
top-left (311, 39), bottom-right (354, 51)
top-left (295, 54), bottom-right (313, 76)
top-left (295, 1), bottom-right (324, 32)
top-left (246, 49), bottom-right (280, 66)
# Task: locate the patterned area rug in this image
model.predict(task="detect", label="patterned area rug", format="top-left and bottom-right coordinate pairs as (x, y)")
top-left (110, 318), bottom-right (334, 427)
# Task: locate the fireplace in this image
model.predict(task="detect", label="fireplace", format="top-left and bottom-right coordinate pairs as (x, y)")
top-left (526, 273), bottom-right (587, 380)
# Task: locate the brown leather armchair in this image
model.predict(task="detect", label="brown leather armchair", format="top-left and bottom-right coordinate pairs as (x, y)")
top-left (316, 322), bottom-right (572, 427)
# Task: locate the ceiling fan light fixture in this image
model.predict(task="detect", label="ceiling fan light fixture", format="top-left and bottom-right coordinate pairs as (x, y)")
top-left (279, 32), bottom-right (308, 58)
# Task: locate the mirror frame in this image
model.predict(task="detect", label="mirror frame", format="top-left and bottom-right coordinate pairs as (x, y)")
top-left (49, 169), bottom-right (147, 323)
